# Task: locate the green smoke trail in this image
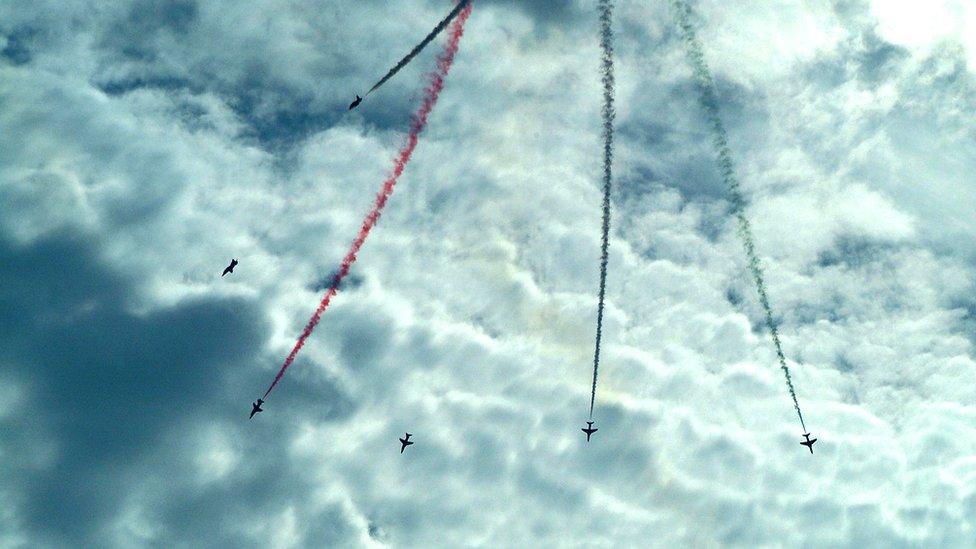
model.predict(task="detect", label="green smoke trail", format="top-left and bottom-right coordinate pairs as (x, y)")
top-left (588, 0), bottom-right (615, 421)
top-left (670, 0), bottom-right (807, 432)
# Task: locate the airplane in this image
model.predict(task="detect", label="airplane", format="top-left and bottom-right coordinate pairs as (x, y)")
top-left (801, 432), bottom-right (817, 454)
top-left (222, 258), bottom-right (238, 277)
top-left (399, 432), bottom-right (414, 453)
top-left (581, 421), bottom-right (598, 442)
top-left (348, 95), bottom-right (363, 110)
top-left (249, 399), bottom-right (264, 419)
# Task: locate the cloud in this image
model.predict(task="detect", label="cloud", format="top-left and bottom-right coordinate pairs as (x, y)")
top-left (868, 0), bottom-right (976, 72)
top-left (1, 0), bottom-right (976, 546)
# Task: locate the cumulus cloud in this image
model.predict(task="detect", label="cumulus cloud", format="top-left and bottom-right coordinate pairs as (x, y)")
top-left (1, 0), bottom-right (975, 546)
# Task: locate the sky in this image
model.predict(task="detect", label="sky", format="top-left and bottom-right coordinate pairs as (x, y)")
top-left (1, 0), bottom-right (975, 546)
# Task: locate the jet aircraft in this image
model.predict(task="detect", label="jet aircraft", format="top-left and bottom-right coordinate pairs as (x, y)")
top-left (250, 399), bottom-right (264, 419)
top-left (349, 95), bottom-right (363, 110)
top-left (581, 421), bottom-right (598, 442)
top-left (801, 432), bottom-right (817, 453)
top-left (222, 258), bottom-right (238, 277)
top-left (399, 432), bottom-right (414, 453)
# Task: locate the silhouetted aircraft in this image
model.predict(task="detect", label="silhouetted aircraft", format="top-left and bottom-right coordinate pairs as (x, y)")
top-left (399, 432), bottom-right (414, 453)
top-left (581, 421), bottom-right (598, 442)
top-left (250, 399), bottom-right (263, 419)
top-left (801, 432), bottom-right (817, 453)
top-left (349, 95), bottom-right (363, 110)
top-left (222, 258), bottom-right (238, 277)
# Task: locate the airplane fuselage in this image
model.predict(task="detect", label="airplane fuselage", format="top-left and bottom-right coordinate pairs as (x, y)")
top-left (801, 433), bottom-right (817, 454)
top-left (582, 421), bottom-right (598, 441)
top-left (223, 259), bottom-right (238, 276)
top-left (399, 432), bottom-right (413, 453)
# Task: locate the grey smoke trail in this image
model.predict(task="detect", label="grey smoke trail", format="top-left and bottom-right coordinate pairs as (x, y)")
top-left (588, 0), bottom-right (615, 420)
top-left (670, 0), bottom-right (807, 432)
top-left (365, 0), bottom-right (471, 97)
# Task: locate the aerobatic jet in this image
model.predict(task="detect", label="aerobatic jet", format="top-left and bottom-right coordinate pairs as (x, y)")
top-left (249, 399), bottom-right (264, 419)
top-left (581, 421), bottom-right (598, 442)
top-left (399, 432), bottom-right (414, 453)
top-left (801, 433), bottom-right (817, 453)
top-left (348, 95), bottom-right (363, 110)
top-left (222, 258), bottom-right (238, 277)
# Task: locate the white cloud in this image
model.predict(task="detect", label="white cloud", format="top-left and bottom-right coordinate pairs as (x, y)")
top-left (1, 0), bottom-right (975, 546)
top-left (870, 0), bottom-right (976, 72)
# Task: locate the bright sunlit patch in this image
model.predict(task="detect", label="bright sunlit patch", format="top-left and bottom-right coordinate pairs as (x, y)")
top-left (700, 0), bottom-right (845, 81)
top-left (870, 0), bottom-right (976, 71)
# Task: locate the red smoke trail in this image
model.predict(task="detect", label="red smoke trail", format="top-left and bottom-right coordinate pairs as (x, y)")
top-left (262, 4), bottom-right (473, 400)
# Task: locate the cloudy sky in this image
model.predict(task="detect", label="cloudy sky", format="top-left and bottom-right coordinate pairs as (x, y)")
top-left (2, 0), bottom-right (975, 546)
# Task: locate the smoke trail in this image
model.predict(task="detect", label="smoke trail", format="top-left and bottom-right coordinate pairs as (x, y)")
top-left (588, 0), bottom-right (615, 420)
top-left (365, 0), bottom-right (472, 97)
top-left (670, 0), bottom-right (807, 432)
top-left (262, 4), bottom-right (473, 400)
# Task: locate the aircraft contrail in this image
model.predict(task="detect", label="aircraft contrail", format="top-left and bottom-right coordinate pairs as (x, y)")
top-left (262, 3), bottom-right (473, 400)
top-left (364, 0), bottom-right (472, 98)
top-left (588, 0), bottom-right (615, 421)
top-left (670, 0), bottom-right (807, 432)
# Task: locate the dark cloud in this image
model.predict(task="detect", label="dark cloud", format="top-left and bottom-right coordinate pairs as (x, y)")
top-left (96, 75), bottom-right (194, 96)
top-left (309, 271), bottom-right (364, 294)
top-left (0, 233), bottom-right (236, 540)
top-left (338, 313), bottom-right (394, 372)
top-left (816, 234), bottom-right (896, 269)
top-left (3, 0), bottom-right (976, 545)
top-left (0, 26), bottom-right (37, 65)
top-left (0, 232), bottom-right (355, 545)
top-left (479, 0), bottom-right (583, 26)
top-left (79, 0), bottom-right (444, 150)
top-left (855, 35), bottom-right (909, 83)
top-left (99, 0), bottom-right (197, 61)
